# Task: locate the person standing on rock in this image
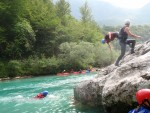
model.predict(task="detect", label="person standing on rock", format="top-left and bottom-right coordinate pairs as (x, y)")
top-left (115, 19), bottom-right (141, 66)
top-left (128, 89), bottom-right (150, 113)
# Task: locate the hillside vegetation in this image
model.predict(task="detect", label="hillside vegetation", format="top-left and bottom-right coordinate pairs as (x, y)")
top-left (0, 0), bottom-right (149, 78)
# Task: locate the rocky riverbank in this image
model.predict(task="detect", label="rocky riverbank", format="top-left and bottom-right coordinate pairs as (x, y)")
top-left (74, 40), bottom-right (150, 113)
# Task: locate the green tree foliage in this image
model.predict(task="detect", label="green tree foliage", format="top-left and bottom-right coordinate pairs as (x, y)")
top-left (58, 42), bottom-right (95, 70)
top-left (22, 56), bottom-right (61, 75)
top-left (79, 22), bottom-right (102, 43)
top-left (58, 41), bottom-right (118, 70)
top-left (0, 27), bottom-right (6, 58)
top-left (0, 0), bottom-right (129, 77)
top-left (55, 0), bottom-right (71, 26)
top-left (102, 25), bottom-right (120, 35)
top-left (79, 1), bottom-right (103, 43)
top-left (12, 19), bottom-right (35, 58)
top-left (80, 1), bottom-right (92, 24)
top-left (0, 0), bottom-right (27, 59)
top-left (26, 0), bottom-right (58, 29)
top-left (0, 0), bottom-right (26, 27)
top-left (0, 62), bottom-right (7, 78)
top-left (25, 0), bottom-right (59, 57)
top-left (0, 56), bottom-right (61, 78)
top-left (130, 25), bottom-right (150, 42)
top-left (7, 60), bottom-right (23, 77)
top-left (53, 0), bottom-right (74, 55)
top-left (93, 43), bottom-right (118, 67)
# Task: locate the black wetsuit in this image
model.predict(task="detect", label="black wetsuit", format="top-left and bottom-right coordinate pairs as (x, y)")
top-left (115, 27), bottom-right (136, 66)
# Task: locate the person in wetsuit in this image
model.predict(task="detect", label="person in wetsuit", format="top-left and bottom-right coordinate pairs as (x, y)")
top-left (35, 91), bottom-right (48, 99)
top-left (115, 20), bottom-right (141, 66)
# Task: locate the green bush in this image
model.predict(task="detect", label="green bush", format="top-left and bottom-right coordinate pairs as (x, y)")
top-left (22, 56), bottom-right (61, 75)
top-left (93, 43), bottom-right (118, 67)
top-left (59, 42), bottom-right (93, 69)
top-left (0, 62), bottom-right (8, 78)
top-left (0, 42), bottom-right (119, 78)
top-left (7, 60), bottom-right (23, 77)
top-left (58, 41), bottom-right (119, 71)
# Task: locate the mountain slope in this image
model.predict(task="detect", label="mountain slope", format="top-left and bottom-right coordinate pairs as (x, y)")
top-left (65, 0), bottom-right (150, 25)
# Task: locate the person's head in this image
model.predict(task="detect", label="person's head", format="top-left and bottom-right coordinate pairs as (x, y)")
top-left (136, 89), bottom-right (150, 107)
top-left (124, 19), bottom-right (130, 26)
top-left (101, 39), bottom-right (105, 44)
top-left (42, 91), bottom-right (49, 97)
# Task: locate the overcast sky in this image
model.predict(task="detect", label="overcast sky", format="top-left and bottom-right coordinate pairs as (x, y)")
top-left (55, 0), bottom-right (150, 9)
top-left (99, 0), bottom-right (150, 9)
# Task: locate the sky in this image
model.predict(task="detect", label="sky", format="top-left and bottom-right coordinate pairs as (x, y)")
top-left (100, 0), bottom-right (150, 9)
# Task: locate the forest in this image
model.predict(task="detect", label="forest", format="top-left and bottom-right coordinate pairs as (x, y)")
top-left (0, 0), bottom-right (149, 78)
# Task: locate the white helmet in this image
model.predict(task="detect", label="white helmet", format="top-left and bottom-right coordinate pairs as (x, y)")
top-left (124, 19), bottom-right (130, 25)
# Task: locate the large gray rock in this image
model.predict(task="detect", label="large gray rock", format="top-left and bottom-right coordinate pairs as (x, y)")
top-left (74, 40), bottom-right (150, 113)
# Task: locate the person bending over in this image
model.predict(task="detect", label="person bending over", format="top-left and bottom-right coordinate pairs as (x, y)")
top-left (101, 32), bottom-right (119, 51)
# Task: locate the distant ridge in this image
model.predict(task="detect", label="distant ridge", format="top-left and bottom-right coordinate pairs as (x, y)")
top-left (61, 0), bottom-right (150, 25)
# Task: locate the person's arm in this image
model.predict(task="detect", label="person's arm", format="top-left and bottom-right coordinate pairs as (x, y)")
top-left (107, 43), bottom-right (112, 51)
top-left (124, 27), bottom-right (141, 38)
top-left (108, 32), bottom-right (111, 39)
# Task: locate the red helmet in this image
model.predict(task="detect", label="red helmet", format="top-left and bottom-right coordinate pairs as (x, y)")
top-left (136, 89), bottom-right (150, 105)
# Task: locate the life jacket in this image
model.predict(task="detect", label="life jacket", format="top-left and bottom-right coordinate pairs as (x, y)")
top-left (119, 26), bottom-right (128, 43)
top-left (105, 32), bottom-right (119, 43)
top-left (35, 93), bottom-right (45, 99)
top-left (128, 106), bottom-right (150, 113)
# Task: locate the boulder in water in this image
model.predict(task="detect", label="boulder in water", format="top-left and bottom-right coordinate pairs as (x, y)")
top-left (74, 40), bottom-right (150, 113)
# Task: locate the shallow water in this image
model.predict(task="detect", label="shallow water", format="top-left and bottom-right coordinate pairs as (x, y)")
top-left (0, 74), bottom-right (105, 113)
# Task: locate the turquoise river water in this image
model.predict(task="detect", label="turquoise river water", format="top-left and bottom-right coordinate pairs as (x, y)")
top-left (0, 74), bottom-right (105, 113)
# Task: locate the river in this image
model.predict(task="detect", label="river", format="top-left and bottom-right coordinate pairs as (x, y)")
top-left (0, 73), bottom-right (105, 113)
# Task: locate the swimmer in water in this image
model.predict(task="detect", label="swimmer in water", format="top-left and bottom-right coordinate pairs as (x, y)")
top-left (35, 91), bottom-right (48, 99)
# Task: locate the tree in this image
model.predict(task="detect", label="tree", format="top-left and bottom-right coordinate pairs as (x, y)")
top-left (79, 1), bottom-right (103, 43)
top-left (0, 0), bottom-right (30, 59)
top-left (80, 1), bottom-right (92, 24)
top-left (11, 19), bottom-right (36, 58)
top-left (25, 0), bottom-right (59, 57)
top-left (55, 0), bottom-right (71, 26)
top-left (59, 41), bottom-right (95, 69)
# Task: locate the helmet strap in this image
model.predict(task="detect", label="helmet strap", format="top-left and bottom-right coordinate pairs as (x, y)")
top-left (142, 99), bottom-right (150, 109)
top-left (146, 100), bottom-right (150, 107)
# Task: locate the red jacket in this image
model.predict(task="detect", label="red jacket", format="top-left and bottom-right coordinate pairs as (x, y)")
top-left (35, 93), bottom-right (45, 99)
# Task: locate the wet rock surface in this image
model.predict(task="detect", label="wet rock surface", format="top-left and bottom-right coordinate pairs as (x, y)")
top-left (74, 40), bottom-right (150, 113)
